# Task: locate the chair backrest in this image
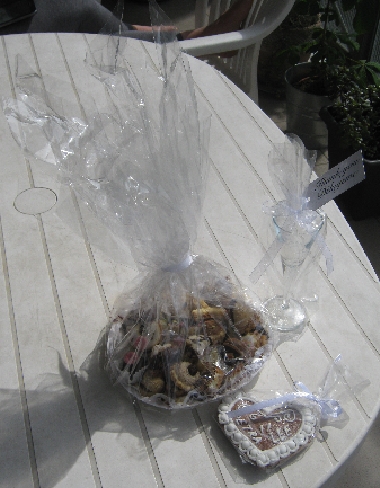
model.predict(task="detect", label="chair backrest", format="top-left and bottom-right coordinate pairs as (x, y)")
top-left (180, 0), bottom-right (295, 103)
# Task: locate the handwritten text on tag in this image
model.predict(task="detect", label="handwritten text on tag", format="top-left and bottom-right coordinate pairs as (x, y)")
top-left (306, 151), bottom-right (365, 210)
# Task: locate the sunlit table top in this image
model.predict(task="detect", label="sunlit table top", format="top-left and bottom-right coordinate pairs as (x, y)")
top-left (1, 33), bottom-right (380, 488)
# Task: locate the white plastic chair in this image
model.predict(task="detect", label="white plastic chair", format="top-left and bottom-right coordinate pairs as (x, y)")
top-left (179, 0), bottom-right (295, 102)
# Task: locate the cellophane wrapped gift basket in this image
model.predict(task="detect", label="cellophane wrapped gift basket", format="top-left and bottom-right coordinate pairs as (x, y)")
top-left (3, 2), bottom-right (273, 409)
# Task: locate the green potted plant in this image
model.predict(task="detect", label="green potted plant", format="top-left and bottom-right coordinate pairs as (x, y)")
top-left (320, 65), bottom-right (380, 219)
top-left (283, 0), bottom-right (378, 150)
top-left (257, 2), bottom-right (319, 97)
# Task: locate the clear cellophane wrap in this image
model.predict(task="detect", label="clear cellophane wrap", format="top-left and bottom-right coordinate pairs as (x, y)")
top-left (2, 2), bottom-right (272, 408)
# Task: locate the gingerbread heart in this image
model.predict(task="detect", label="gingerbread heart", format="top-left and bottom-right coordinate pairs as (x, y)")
top-left (219, 394), bottom-right (318, 468)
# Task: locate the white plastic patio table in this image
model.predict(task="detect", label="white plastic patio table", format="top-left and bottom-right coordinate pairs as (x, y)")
top-left (1, 33), bottom-right (380, 488)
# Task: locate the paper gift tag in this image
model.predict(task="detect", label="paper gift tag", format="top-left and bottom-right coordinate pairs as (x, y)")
top-left (306, 151), bottom-right (365, 210)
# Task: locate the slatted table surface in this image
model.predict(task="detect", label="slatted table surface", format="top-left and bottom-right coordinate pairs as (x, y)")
top-left (1, 33), bottom-right (379, 488)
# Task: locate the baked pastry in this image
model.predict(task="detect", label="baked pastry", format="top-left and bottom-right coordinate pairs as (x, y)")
top-left (218, 393), bottom-right (318, 468)
top-left (106, 296), bottom-right (271, 408)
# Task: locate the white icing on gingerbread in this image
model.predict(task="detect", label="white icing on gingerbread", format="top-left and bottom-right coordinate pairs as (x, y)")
top-left (219, 392), bottom-right (318, 468)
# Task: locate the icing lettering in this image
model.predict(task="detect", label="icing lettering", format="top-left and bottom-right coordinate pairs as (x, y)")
top-left (237, 400), bottom-right (252, 408)
top-left (236, 418), bottom-right (248, 426)
top-left (284, 410), bottom-right (295, 422)
top-left (236, 408), bottom-right (297, 444)
top-left (270, 432), bottom-right (281, 444)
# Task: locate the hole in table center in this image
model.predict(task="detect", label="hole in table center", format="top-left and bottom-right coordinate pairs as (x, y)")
top-left (14, 187), bottom-right (57, 215)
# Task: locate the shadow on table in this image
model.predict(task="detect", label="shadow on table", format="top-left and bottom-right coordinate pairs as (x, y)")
top-left (0, 347), bottom-right (127, 488)
top-left (0, 332), bottom-right (280, 487)
top-left (203, 412), bottom-right (327, 486)
top-left (201, 409), bottom-right (275, 485)
top-left (0, 335), bottom-right (238, 487)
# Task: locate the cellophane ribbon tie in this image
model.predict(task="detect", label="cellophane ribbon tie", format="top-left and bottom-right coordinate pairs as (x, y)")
top-left (227, 381), bottom-right (343, 422)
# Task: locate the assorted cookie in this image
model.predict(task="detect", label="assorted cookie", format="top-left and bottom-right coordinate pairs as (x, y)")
top-left (218, 393), bottom-right (318, 468)
top-left (106, 297), bottom-right (271, 407)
